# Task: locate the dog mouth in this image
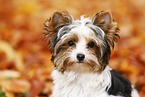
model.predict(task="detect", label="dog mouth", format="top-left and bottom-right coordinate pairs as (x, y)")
top-left (77, 61), bottom-right (83, 64)
top-left (64, 59), bottom-right (101, 73)
top-left (72, 60), bottom-right (100, 69)
top-left (54, 55), bottom-right (101, 73)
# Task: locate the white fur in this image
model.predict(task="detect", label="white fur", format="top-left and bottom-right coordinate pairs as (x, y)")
top-left (51, 66), bottom-right (139, 97)
top-left (51, 66), bottom-right (123, 97)
top-left (73, 16), bottom-right (105, 37)
top-left (131, 87), bottom-right (140, 97)
top-left (55, 16), bottom-right (106, 58)
top-left (55, 20), bottom-right (105, 63)
top-left (51, 16), bottom-right (139, 97)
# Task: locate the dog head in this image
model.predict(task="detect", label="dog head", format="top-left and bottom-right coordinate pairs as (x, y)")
top-left (44, 10), bottom-right (119, 73)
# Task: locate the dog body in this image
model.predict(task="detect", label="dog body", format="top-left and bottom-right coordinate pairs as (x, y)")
top-left (44, 10), bottom-right (139, 97)
top-left (51, 67), bottom-right (139, 97)
top-left (51, 66), bottom-right (118, 97)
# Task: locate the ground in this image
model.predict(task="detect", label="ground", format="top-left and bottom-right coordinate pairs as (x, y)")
top-left (0, 0), bottom-right (145, 97)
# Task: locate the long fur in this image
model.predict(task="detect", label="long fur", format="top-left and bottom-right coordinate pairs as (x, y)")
top-left (51, 66), bottom-right (114, 97)
top-left (44, 10), bottom-right (139, 97)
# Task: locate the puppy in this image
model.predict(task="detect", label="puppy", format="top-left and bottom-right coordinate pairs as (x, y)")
top-left (44, 10), bottom-right (139, 97)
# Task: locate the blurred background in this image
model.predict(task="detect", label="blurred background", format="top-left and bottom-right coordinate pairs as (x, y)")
top-left (0, 0), bottom-right (145, 97)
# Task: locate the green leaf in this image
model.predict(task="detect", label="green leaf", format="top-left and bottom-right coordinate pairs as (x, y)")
top-left (17, 91), bottom-right (29, 97)
top-left (23, 91), bottom-right (29, 96)
top-left (6, 77), bottom-right (14, 80)
top-left (0, 91), bottom-right (5, 97)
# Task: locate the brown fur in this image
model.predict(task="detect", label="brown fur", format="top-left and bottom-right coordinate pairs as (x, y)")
top-left (44, 11), bottom-right (72, 50)
top-left (92, 10), bottom-right (119, 48)
top-left (44, 10), bottom-right (119, 73)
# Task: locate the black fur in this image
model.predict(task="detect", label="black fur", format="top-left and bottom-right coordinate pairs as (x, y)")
top-left (101, 36), bottom-right (111, 66)
top-left (51, 26), bottom-right (73, 62)
top-left (107, 70), bottom-right (132, 97)
top-left (52, 26), bottom-right (74, 51)
top-left (52, 34), bottom-right (59, 51)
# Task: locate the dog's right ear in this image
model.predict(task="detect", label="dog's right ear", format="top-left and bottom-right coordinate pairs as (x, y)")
top-left (44, 11), bottom-right (72, 50)
top-left (47, 11), bottom-right (72, 30)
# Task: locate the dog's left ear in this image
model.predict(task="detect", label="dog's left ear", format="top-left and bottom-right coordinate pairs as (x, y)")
top-left (92, 10), bottom-right (119, 48)
top-left (92, 10), bottom-right (112, 29)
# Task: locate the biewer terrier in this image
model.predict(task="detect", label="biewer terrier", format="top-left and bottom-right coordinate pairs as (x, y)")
top-left (44, 10), bottom-right (139, 97)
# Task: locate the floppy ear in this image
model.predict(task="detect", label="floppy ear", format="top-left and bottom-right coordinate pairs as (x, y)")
top-left (44, 11), bottom-right (72, 50)
top-left (92, 10), bottom-right (119, 48)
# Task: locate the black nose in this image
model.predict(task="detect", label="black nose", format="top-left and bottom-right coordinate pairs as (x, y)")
top-left (77, 53), bottom-right (85, 61)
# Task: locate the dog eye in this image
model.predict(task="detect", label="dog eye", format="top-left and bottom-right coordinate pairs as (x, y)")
top-left (87, 41), bottom-right (95, 48)
top-left (68, 40), bottom-right (75, 46)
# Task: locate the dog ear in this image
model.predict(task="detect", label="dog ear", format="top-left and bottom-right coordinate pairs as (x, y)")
top-left (92, 10), bottom-right (112, 30)
top-left (92, 10), bottom-right (119, 48)
top-left (44, 11), bottom-right (72, 50)
top-left (47, 11), bottom-right (72, 30)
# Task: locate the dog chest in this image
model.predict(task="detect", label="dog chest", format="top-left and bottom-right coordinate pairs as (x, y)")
top-left (51, 68), bottom-right (112, 97)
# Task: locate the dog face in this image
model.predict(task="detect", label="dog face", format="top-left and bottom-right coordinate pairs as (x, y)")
top-left (44, 10), bottom-right (119, 73)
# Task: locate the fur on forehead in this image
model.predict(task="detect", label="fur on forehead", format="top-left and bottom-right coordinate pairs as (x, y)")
top-left (44, 10), bottom-right (119, 51)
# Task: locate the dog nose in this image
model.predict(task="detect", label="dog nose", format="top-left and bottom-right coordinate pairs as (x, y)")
top-left (77, 53), bottom-right (85, 61)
